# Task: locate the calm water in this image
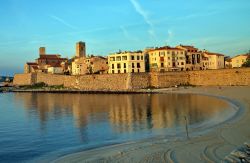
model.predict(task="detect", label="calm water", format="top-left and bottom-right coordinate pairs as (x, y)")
top-left (0, 93), bottom-right (237, 162)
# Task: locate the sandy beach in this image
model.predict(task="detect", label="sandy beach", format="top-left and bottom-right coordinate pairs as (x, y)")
top-left (53, 86), bottom-right (250, 163)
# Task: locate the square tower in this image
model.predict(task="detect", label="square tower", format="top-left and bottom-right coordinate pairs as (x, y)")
top-left (76, 41), bottom-right (86, 58)
top-left (39, 47), bottom-right (46, 56)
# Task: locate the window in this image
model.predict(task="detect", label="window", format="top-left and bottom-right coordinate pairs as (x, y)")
top-left (112, 64), bottom-right (114, 69)
top-left (161, 63), bottom-right (164, 67)
top-left (138, 69), bottom-right (140, 72)
top-left (118, 70), bottom-right (120, 73)
top-left (141, 56), bottom-right (143, 60)
top-left (132, 69), bottom-right (134, 73)
top-left (124, 69), bottom-right (127, 73)
top-left (132, 63), bottom-right (134, 68)
top-left (197, 54), bottom-right (200, 63)
top-left (117, 63), bottom-right (121, 69)
top-left (110, 57), bottom-right (115, 61)
top-left (122, 56), bottom-right (127, 60)
top-left (181, 62), bottom-right (184, 65)
top-left (124, 63), bottom-right (126, 68)
top-left (112, 70), bottom-right (114, 74)
top-left (137, 56), bottom-right (140, 60)
top-left (131, 55), bottom-right (135, 60)
top-left (116, 56), bottom-right (121, 61)
top-left (137, 63), bottom-right (140, 68)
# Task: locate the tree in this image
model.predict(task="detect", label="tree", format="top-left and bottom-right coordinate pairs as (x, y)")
top-left (242, 51), bottom-right (250, 67)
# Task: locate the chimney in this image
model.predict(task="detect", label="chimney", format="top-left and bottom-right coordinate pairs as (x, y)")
top-left (39, 47), bottom-right (46, 55)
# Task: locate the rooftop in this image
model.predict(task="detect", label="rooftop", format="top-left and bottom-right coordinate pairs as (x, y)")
top-left (204, 52), bottom-right (225, 57)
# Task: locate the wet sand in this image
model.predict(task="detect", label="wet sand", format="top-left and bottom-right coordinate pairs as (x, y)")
top-left (53, 86), bottom-right (250, 163)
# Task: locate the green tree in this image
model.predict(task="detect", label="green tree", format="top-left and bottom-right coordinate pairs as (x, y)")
top-left (242, 51), bottom-right (250, 67)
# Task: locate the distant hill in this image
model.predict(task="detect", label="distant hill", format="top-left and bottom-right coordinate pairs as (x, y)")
top-left (0, 76), bottom-right (14, 82)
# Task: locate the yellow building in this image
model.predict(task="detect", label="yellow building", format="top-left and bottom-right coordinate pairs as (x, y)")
top-left (148, 46), bottom-right (186, 72)
top-left (231, 54), bottom-right (249, 68)
top-left (176, 45), bottom-right (204, 70)
top-left (108, 51), bottom-right (145, 74)
top-left (203, 51), bottom-right (225, 69)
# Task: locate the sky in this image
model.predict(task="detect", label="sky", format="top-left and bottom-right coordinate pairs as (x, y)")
top-left (0, 0), bottom-right (250, 76)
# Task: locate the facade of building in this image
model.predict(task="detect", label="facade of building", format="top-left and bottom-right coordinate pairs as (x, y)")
top-left (231, 54), bottom-right (249, 68)
top-left (176, 45), bottom-right (204, 70)
top-left (203, 51), bottom-right (225, 69)
top-left (71, 57), bottom-right (88, 75)
top-left (108, 51), bottom-right (145, 74)
top-left (86, 56), bottom-right (109, 74)
top-left (48, 66), bottom-right (64, 74)
top-left (148, 46), bottom-right (186, 72)
top-left (71, 56), bottom-right (108, 75)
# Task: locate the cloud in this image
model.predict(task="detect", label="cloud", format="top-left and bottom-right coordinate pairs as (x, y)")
top-left (165, 29), bottom-right (174, 44)
top-left (49, 15), bottom-right (77, 30)
top-left (120, 26), bottom-right (139, 41)
top-left (129, 0), bottom-right (156, 38)
top-left (120, 26), bottom-right (130, 39)
top-left (129, 0), bottom-right (153, 27)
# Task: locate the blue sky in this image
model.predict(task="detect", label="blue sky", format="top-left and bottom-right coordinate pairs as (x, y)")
top-left (0, 0), bottom-right (250, 76)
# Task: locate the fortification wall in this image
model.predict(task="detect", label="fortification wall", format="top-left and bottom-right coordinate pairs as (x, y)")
top-left (13, 73), bottom-right (34, 86)
top-left (151, 72), bottom-right (189, 88)
top-left (73, 74), bottom-right (128, 90)
top-left (13, 68), bottom-right (250, 90)
top-left (130, 73), bottom-right (150, 89)
top-left (188, 68), bottom-right (250, 86)
top-left (36, 73), bottom-right (65, 86)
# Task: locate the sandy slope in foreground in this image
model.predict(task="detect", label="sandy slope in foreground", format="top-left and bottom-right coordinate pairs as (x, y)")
top-left (54, 86), bottom-right (250, 163)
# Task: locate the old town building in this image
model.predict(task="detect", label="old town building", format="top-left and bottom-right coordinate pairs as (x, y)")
top-left (231, 54), bottom-right (249, 68)
top-left (71, 56), bottom-right (108, 75)
top-left (108, 51), bottom-right (145, 74)
top-left (176, 45), bottom-right (204, 70)
top-left (24, 47), bottom-right (68, 74)
top-left (148, 46), bottom-right (186, 72)
top-left (203, 51), bottom-right (225, 69)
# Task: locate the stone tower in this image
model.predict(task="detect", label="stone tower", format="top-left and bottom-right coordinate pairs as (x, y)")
top-left (76, 41), bottom-right (86, 58)
top-left (39, 47), bottom-right (46, 56)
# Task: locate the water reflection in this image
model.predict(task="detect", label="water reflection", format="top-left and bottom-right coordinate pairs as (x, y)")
top-left (14, 93), bottom-right (231, 135)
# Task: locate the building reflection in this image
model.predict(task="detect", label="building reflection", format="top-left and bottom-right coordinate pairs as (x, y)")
top-left (14, 93), bottom-right (230, 137)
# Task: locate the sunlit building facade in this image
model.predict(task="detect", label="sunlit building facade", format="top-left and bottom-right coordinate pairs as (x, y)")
top-left (108, 51), bottom-right (145, 74)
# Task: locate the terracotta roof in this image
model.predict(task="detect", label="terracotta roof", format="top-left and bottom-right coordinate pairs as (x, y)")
top-left (177, 45), bottom-right (198, 51)
top-left (149, 46), bottom-right (185, 52)
top-left (232, 54), bottom-right (250, 59)
top-left (31, 65), bottom-right (39, 70)
top-left (26, 62), bottom-right (38, 65)
top-left (204, 52), bottom-right (225, 57)
top-left (48, 63), bottom-right (62, 67)
top-left (38, 54), bottom-right (61, 59)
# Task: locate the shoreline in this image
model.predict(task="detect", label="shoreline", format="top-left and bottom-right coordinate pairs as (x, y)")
top-left (49, 86), bottom-right (250, 163)
top-left (12, 87), bottom-right (181, 94)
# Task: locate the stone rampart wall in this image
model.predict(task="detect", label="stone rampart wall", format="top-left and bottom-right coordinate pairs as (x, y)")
top-left (13, 68), bottom-right (250, 90)
top-left (188, 68), bottom-right (250, 86)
